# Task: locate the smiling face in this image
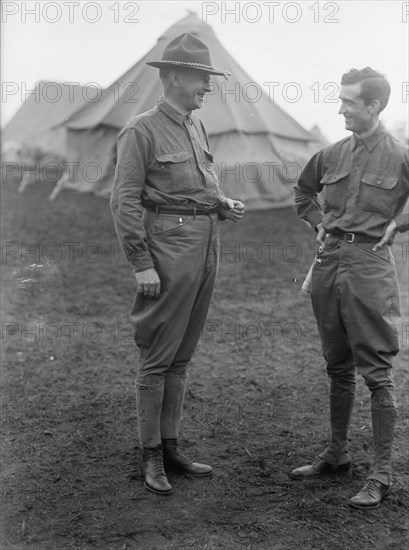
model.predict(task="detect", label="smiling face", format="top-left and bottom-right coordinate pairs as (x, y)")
top-left (338, 82), bottom-right (379, 137)
top-left (173, 68), bottom-right (212, 112)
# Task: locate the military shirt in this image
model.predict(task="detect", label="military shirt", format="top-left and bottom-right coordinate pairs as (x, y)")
top-left (111, 100), bottom-right (224, 272)
top-left (294, 124), bottom-right (409, 237)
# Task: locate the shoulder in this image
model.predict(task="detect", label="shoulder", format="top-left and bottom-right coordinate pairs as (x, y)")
top-left (382, 131), bottom-right (409, 158)
top-left (117, 106), bottom-right (161, 143)
top-left (320, 135), bottom-right (351, 158)
top-left (122, 106), bottom-right (160, 132)
top-left (303, 136), bottom-right (350, 166)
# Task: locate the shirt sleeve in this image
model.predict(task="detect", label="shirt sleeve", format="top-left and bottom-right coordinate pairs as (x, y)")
top-left (294, 150), bottom-right (325, 231)
top-left (394, 159), bottom-right (409, 232)
top-left (110, 127), bottom-right (155, 273)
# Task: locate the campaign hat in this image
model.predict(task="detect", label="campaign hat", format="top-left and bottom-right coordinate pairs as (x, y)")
top-left (146, 33), bottom-right (230, 78)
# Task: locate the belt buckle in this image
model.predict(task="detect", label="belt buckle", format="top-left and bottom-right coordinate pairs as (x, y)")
top-left (345, 232), bottom-right (355, 243)
top-left (203, 205), bottom-right (215, 215)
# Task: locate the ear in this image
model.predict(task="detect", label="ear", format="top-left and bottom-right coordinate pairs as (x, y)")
top-left (168, 71), bottom-right (183, 89)
top-left (369, 99), bottom-right (381, 115)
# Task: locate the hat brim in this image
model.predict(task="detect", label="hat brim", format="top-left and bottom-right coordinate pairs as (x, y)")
top-left (146, 60), bottom-right (229, 77)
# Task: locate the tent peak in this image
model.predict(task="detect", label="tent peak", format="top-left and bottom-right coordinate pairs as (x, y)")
top-left (158, 13), bottom-right (217, 43)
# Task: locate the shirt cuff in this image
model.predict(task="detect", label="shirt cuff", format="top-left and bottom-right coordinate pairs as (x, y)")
top-left (132, 261), bottom-right (155, 273)
top-left (127, 252), bottom-right (155, 273)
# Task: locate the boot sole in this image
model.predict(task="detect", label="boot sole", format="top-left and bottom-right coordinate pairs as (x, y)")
top-left (348, 491), bottom-right (388, 510)
top-left (289, 462), bottom-right (351, 481)
top-left (348, 501), bottom-right (382, 510)
top-left (289, 470), bottom-right (351, 480)
top-left (143, 481), bottom-right (172, 496)
top-left (165, 467), bottom-right (213, 477)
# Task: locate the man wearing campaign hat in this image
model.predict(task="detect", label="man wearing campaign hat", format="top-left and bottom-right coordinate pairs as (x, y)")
top-left (111, 33), bottom-right (244, 495)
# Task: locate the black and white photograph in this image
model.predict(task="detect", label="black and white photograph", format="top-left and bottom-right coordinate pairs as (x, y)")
top-left (1, 1), bottom-right (408, 549)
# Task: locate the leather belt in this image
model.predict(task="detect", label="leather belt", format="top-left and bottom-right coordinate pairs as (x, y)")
top-left (144, 203), bottom-right (219, 216)
top-left (329, 232), bottom-right (379, 243)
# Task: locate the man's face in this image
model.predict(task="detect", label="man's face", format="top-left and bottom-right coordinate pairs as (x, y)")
top-left (338, 83), bottom-right (375, 135)
top-left (176, 69), bottom-right (212, 111)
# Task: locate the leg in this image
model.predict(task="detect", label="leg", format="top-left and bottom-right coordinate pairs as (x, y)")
top-left (133, 213), bottom-right (218, 488)
top-left (348, 365), bottom-right (397, 509)
top-left (368, 377), bottom-right (397, 486)
top-left (160, 369), bottom-right (212, 477)
top-left (337, 242), bottom-right (400, 508)
top-left (135, 370), bottom-right (171, 495)
top-left (160, 218), bottom-right (218, 476)
top-left (290, 239), bottom-right (355, 479)
top-left (313, 239), bottom-right (357, 466)
top-left (137, 371), bottom-right (164, 449)
top-left (320, 362), bottom-right (356, 467)
top-left (132, 212), bottom-right (218, 369)
top-left (160, 372), bottom-right (188, 440)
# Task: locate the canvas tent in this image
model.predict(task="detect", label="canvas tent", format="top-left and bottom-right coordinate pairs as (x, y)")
top-left (310, 125), bottom-right (330, 150)
top-left (2, 82), bottom-right (88, 157)
top-left (62, 13), bottom-right (317, 209)
top-left (3, 14), bottom-right (319, 209)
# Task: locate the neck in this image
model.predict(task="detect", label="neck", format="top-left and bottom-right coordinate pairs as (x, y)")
top-left (355, 119), bottom-right (380, 140)
top-left (163, 94), bottom-right (190, 117)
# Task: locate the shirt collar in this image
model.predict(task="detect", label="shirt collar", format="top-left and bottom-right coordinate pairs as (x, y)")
top-left (158, 99), bottom-right (192, 126)
top-left (350, 122), bottom-right (386, 152)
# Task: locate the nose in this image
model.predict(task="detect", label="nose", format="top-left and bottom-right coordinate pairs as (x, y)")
top-left (338, 103), bottom-right (345, 115)
top-left (203, 80), bottom-right (212, 93)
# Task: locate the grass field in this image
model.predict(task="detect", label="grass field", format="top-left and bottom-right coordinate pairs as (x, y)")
top-left (1, 179), bottom-right (408, 550)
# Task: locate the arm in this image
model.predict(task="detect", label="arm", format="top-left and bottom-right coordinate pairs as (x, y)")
top-left (372, 219), bottom-right (398, 251)
top-left (394, 210), bottom-right (409, 233)
top-left (373, 159), bottom-right (409, 250)
top-left (294, 151), bottom-right (325, 233)
top-left (110, 128), bottom-right (161, 297)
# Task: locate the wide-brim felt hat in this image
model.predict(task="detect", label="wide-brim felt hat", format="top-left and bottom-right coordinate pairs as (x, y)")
top-left (146, 33), bottom-right (230, 78)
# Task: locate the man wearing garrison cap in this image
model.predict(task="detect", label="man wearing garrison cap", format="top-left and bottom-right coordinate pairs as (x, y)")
top-left (111, 33), bottom-right (244, 495)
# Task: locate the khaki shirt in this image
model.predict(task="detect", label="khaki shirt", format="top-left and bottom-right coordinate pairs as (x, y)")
top-left (294, 124), bottom-right (409, 237)
top-left (111, 100), bottom-right (224, 272)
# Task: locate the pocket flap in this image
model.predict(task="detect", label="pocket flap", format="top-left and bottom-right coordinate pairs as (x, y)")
top-left (156, 151), bottom-right (192, 163)
top-left (320, 171), bottom-right (349, 185)
top-left (361, 174), bottom-right (398, 189)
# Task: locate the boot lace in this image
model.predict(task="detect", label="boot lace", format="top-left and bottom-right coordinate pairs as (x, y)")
top-left (164, 441), bottom-right (191, 466)
top-left (360, 479), bottom-right (382, 497)
top-left (151, 447), bottom-right (165, 476)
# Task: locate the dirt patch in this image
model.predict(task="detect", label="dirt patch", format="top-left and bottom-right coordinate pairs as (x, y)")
top-left (1, 180), bottom-right (408, 550)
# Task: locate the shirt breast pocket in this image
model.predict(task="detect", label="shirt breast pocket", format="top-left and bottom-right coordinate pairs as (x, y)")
top-left (359, 174), bottom-right (399, 217)
top-left (320, 171), bottom-right (349, 212)
top-left (155, 150), bottom-right (193, 193)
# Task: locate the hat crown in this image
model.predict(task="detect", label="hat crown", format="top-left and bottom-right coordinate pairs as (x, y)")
top-left (146, 32), bottom-right (229, 77)
top-left (161, 33), bottom-right (212, 67)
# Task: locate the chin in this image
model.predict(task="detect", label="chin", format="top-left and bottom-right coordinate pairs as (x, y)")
top-left (344, 122), bottom-right (355, 132)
